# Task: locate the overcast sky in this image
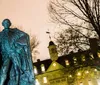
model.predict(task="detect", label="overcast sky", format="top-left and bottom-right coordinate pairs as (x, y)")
top-left (0, 0), bottom-right (58, 62)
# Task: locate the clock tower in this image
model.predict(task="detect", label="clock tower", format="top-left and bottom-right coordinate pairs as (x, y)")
top-left (48, 41), bottom-right (58, 61)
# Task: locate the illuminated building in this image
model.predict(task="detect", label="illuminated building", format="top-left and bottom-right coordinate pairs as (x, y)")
top-left (33, 40), bottom-right (100, 85)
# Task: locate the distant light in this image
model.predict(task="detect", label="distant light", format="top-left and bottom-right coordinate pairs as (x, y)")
top-left (94, 69), bottom-right (97, 72)
top-left (77, 72), bottom-right (81, 76)
top-left (43, 77), bottom-right (47, 83)
top-left (69, 75), bottom-right (72, 78)
top-left (53, 63), bottom-right (56, 66)
top-left (85, 71), bottom-right (89, 74)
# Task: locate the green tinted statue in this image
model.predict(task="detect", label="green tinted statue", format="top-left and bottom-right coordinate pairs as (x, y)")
top-left (0, 19), bottom-right (35, 85)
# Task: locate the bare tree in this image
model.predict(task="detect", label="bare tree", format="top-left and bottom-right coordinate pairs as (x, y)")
top-left (48, 0), bottom-right (100, 37)
top-left (30, 36), bottom-right (39, 51)
top-left (48, 0), bottom-right (99, 54)
top-left (29, 36), bottom-right (39, 62)
top-left (55, 28), bottom-right (89, 55)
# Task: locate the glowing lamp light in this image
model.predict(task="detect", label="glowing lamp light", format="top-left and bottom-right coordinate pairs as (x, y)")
top-left (69, 75), bottom-right (72, 78)
top-left (53, 63), bottom-right (56, 66)
top-left (85, 71), bottom-right (89, 74)
top-left (94, 69), bottom-right (97, 72)
top-left (77, 72), bottom-right (81, 76)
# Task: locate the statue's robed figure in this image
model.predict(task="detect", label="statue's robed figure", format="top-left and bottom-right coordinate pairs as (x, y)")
top-left (0, 19), bottom-right (35, 85)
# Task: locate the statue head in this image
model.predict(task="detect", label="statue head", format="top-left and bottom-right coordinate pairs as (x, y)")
top-left (2, 19), bottom-right (11, 29)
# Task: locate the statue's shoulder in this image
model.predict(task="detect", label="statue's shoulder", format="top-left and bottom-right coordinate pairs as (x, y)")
top-left (11, 28), bottom-right (29, 36)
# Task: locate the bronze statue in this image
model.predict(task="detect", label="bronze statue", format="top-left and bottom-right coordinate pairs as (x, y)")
top-left (0, 19), bottom-right (35, 85)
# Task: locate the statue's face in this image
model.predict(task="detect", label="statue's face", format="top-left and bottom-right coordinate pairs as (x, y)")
top-left (2, 19), bottom-right (11, 29)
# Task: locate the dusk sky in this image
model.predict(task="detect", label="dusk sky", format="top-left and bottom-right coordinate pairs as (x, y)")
top-left (0, 0), bottom-right (58, 62)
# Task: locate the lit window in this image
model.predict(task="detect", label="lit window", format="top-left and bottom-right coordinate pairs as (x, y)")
top-left (81, 55), bottom-right (85, 61)
top-left (43, 77), bottom-right (47, 83)
top-left (74, 61), bottom-right (77, 64)
top-left (73, 57), bottom-right (77, 61)
top-left (41, 64), bottom-right (45, 72)
top-left (34, 66), bottom-right (38, 75)
top-left (73, 57), bottom-right (77, 65)
top-left (65, 60), bottom-right (69, 66)
top-left (97, 52), bottom-right (100, 58)
top-left (89, 53), bottom-right (94, 59)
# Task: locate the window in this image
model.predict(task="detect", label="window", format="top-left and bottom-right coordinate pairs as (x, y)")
top-left (65, 60), bottom-right (69, 66)
top-left (43, 77), bottom-right (47, 83)
top-left (34, 66), bottom-right (38, 75)
top-left (73, 57), bottom-right (77, 61)
top-left (97, 52), bottom-right (100, 58)
top-left (73, 57), bottom-right (77, 65)
top-left (41, 64), bottom-right (45, 72)
top-left (89, 53), bottom-right (94, 60)
top-left (81, 55), bottom-right (85, 61)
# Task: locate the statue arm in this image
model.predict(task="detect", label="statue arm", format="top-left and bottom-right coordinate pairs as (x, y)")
top-left (15, 33), bottom-right (34, 83)
top-left (23, 34), bottom-right (35, 83)
top-left (15, 33), bottom-right (33, 69)
top-left (24, 35), bottom-right (34, 72)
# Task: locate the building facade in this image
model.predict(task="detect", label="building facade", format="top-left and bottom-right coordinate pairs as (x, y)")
top-left (33, 40), bottom-right (100, 85)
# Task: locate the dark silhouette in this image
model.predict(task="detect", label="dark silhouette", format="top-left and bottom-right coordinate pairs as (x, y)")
top-left (0, 19), bottom-right (35, 85)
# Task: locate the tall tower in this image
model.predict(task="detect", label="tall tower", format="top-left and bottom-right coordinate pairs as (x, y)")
top-left (48, 41), bottom-right (58, 61)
